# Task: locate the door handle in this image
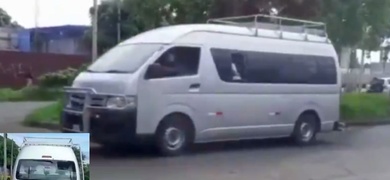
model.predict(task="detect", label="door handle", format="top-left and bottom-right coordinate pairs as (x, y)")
top-left (269, 112), bottom-right (281, 116)
top-left (189, 83), bottom-right (201, 89)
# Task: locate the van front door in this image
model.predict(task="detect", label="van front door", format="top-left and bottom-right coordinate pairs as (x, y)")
top-left (136, 45), bottom-right (207, 138)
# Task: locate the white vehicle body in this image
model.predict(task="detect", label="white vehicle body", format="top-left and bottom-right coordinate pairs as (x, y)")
top-left (12, 138), bottom-right (82, 180)
top-left (61, 14), bottom-right (343, 155)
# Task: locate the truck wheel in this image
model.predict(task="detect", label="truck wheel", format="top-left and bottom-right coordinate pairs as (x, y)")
top-left (292, 113), bottom-right (318, 145)
top-left (155, 115), bottom-right (193, 156)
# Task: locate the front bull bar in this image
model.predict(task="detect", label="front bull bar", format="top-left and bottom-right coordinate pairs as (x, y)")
top-left (62, 86), bottom-right (99, 133)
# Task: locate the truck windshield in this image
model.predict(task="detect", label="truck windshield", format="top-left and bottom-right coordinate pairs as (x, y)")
top-left (16, 159), bottom-right (77, 180)
top-left (87, 43), bottom-right (164, 73)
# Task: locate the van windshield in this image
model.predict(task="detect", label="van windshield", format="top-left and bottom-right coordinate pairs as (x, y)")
top-left (16, 159), bottom-right (77, 180)
top-left (87, 43), bottom-right (163, 73)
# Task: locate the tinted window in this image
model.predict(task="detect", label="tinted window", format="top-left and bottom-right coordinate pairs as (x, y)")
top-left (146, 46), bottom-right (201, 79)
top-left (210, 48), bottom-right (337, 84)
top-left (210, 48), bottom-right (235, 82)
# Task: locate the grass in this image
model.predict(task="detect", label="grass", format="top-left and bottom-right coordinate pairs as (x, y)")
top-left (0, 86), bottom-right (62, 102)
top-left (23, 100), bottom-right (63, 127)
top-left (23, 93), bottom-right (390, 128)
top-left (341, 93), bottom-right (390, 124)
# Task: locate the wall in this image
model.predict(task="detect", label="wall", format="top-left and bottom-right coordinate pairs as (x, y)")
top-left (0, 51), bottom-right (89, 89)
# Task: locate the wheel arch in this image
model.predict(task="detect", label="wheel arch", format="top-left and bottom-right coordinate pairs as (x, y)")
top-left (297, 109), bottom-right (321, 131)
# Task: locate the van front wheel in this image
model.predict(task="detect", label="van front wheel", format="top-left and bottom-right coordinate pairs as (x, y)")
top-left (155, 115), bottom-right (193, 156)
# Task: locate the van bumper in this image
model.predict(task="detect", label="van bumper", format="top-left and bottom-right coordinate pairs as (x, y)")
top-left (333, 121), bottom-right (346, 131)
top-left (61, 107), bottom-right (153, 145)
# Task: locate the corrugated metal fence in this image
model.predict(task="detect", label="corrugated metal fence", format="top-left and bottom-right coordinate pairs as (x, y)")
top-left (0, 51), bottom-right (89, 89)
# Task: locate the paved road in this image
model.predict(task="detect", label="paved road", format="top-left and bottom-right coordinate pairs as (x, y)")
top-left (91, 125), bottom-right (390, 180)
top-left (0, 102), bottom-right (55, 132)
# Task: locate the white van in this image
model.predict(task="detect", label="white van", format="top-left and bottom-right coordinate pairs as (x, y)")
top-left (62, 14), bottom-right (345, 156)
top-left (12, 137), bottom-right (84, 180)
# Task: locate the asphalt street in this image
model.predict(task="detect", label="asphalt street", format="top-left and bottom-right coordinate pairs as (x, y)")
top-left (90, 125), bottom-right (390, 180)
top-left (0, 102), bottom-right (55, 132)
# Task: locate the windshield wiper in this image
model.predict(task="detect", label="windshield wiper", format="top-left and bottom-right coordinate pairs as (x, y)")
top-left (85, 69), bottom-right (97, 72)
top-left (103, 70), bottom-right (130, 73)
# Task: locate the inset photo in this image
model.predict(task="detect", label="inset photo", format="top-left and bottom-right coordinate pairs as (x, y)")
top-left (0, 133), bottom-right (90, 180)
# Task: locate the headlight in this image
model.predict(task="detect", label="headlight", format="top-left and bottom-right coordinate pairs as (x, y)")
top-left (106, 96), bottom-right (136, 109)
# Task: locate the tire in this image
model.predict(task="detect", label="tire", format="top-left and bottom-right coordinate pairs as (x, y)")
top-left (292, 113), bottom-right (318, 145)
top-left (155, 115), bottom-right (193, 156)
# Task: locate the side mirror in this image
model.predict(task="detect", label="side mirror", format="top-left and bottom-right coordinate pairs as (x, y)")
top-left (145, 64), bottom-right (166, 79)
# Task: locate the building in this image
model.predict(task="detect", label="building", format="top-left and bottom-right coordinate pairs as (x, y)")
top-left (25, 25), bottom-right (91, 55)
top-left (0, 27), bottom-right (19, 51)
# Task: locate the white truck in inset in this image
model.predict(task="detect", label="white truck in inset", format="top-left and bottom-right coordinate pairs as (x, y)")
top-left (12, 137), bottom-right (85, 180)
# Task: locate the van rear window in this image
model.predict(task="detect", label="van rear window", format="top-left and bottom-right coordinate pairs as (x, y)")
top-left (16, 159), bottom-right (77, 180)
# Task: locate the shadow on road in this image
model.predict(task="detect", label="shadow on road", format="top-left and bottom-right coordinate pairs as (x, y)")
top-left (91, 137), bottom-right (335, 159)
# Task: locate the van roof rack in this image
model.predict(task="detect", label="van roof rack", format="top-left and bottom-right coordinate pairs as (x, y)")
top-left (207, 14), bottom-right (329, 43)
top-left (22, 137), bottom-right (74, 147)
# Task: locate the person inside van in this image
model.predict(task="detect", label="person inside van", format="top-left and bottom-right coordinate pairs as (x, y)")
top-left (152, 48), bottom-right (198, 77)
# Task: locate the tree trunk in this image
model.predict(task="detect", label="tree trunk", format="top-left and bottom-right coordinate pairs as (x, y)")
top-left (358, 49), bottom-right (365, 93)
top-left (340, 46), bottom-right (352, 70)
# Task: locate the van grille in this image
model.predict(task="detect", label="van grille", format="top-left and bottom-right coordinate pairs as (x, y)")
top-left (68, 93), bottom-right (106, 110)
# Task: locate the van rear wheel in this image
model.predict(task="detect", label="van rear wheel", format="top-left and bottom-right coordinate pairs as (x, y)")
top-left (155, 115), bottom-right (193, 156)
top-left (292, 113), bottom-right (318, 145)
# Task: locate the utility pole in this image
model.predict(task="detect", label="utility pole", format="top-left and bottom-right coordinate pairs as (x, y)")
top-left (3, 133), bottom-right (7, 176)
top-left (92, 0), bottom-right (98, 62)
top-left (10, 141), bottom-right (13, 176)
top-left (117, 0), bottom-right (121, 43)
top-left (34, 0), bottom-right (40, 52)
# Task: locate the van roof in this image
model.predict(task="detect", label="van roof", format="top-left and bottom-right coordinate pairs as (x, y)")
top-left (17, 146), bottom-right (77, 161)
top-left (120, 24), bottom-right (329, 45)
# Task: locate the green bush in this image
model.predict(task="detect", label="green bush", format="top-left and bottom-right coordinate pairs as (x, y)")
top-left (341, 93), bottom-right (390, 122)
top-left (38, 64), bottom-right (89, 88)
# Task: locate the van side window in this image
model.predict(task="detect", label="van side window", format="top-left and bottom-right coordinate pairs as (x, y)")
top-left (150, 46), bottom-right (200, 78)
top-left (210, 48), bottom-right (337, 84)
top-left (210, 48), bottom-right (247, 82)
top-left (315, 57), bottom-right (337, 84)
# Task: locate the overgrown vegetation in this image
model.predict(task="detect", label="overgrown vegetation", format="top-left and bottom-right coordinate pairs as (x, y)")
top-left (23, 100), bottom-right (63, 127)
top-left (38, 64), bottom-right (88, 89)
top-left (0, 87), bottom-right (62, 102)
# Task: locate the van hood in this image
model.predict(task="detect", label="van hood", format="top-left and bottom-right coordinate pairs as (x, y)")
top-left (72, 72), bottom-right (138, 95)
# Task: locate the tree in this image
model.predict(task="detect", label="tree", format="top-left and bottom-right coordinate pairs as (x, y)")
top-left (72, 147), bottom-right (88, 180)
top-left (209, 0), bottom-right (323, 19)
top-left (0, 7), bottom-right (20, 28)
top-left (0, 8), bottom-right (12, 27)
top-left (0, 136), bottom-right (19, 170)
top-left (83, 164), bottom-right (90, 180)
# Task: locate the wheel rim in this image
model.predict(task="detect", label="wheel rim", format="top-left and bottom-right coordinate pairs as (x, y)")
top-left (164, 127), bottom-right (185, 150)
top-left (300, 122), bottom-right (314, 142)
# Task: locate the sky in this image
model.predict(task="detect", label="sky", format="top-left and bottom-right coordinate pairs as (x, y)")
top-left (0, 0), bottom-right (97, 28)
top-left (1, 133), bottom-right (90, 164)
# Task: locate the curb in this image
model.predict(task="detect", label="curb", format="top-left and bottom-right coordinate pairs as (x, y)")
top-left (343, 118), bottom-right (390, 126)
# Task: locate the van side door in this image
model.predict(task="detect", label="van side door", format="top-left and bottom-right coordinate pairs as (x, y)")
top-left (137, 44), bottom-right (209, 137)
